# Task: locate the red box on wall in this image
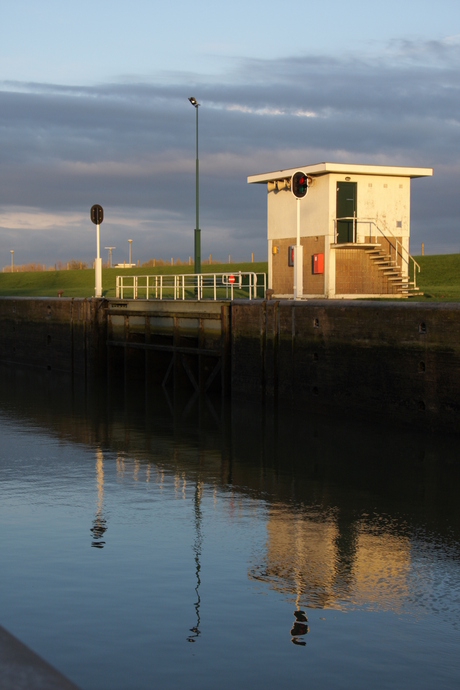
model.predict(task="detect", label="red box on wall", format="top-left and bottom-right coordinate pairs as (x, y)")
top-left (312, 253), bottom-right (324, 274)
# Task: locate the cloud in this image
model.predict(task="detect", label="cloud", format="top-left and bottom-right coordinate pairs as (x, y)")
top-left (0, 38), bottom-right (459, 265)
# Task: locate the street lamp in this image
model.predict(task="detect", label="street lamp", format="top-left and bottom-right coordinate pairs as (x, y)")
top-left (188, 96), bottom-right (201, 276)
top-left (128, 239), bottom-right (132, 266)
top-left (10, 250), bottom-right (13, 272)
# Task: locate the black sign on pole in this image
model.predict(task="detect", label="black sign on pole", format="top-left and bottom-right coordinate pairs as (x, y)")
top-left (90, 204), bottom-right (104, 225)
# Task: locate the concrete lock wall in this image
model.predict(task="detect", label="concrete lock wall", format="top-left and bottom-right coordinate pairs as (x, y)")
top-left (230, 300), bottom-right (460, 433)
top-left (0, 297), bottom-right (459, 433)
top-left (0, 297), bottom-right (107, 381)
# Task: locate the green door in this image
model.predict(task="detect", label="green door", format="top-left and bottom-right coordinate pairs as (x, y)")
top-left (336, 182), bottom-right (357, 243)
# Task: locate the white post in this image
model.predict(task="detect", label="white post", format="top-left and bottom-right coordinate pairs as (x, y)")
top-left (293, 198), bottom-right (303, 299)
top-left (95, 223), bottom-right (102, 298)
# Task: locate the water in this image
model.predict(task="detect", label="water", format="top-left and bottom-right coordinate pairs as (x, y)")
top-left (0, 367), bottom-right (459, 690)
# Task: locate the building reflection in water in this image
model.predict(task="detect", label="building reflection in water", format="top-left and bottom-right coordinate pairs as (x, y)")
top-left (249, 507), bottom-right (411, 615)
top-left (91, 448), bottom-right (107, 548)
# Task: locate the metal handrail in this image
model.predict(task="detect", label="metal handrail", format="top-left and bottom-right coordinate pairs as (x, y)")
top-left (116, 272), bottom-right (267, 301)
top-left (333, 217), bottom-right (420, 289)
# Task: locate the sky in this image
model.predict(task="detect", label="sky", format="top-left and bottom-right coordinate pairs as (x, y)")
top-left (1, 1), bottom-right (460, 267)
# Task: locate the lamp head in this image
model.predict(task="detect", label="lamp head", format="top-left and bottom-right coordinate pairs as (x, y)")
top-left (188, 96), bottom-right (199, 107)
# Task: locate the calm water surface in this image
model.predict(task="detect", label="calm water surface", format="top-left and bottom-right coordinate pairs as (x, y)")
top-left (0, 368), bottom-right (459, 690)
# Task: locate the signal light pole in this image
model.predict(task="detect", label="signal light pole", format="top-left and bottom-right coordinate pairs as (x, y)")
top-left (291, 172), bottom-right (309, 300)
top-left (188, 97), bottom-right (201, 276)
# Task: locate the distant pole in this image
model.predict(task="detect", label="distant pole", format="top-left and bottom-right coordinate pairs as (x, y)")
top-left (128, 239), bottom-right (132, 266)
top-left (105, 246), bottom-right (116, 268)
top-left (10, 250), bottom-right (13, 272)
top-left (422, 242), bottom-right (425, 256)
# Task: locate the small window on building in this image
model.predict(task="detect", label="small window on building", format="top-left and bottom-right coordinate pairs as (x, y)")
top-left (396, 221), bottom-right (402, 228)
top-left (383, 183), bottom-right (388, 188)
top-left (368, 183), bottom-right (373, 188)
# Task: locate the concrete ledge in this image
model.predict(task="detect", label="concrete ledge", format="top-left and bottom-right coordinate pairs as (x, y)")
top-left (0, 625), bottom-right (80, 690)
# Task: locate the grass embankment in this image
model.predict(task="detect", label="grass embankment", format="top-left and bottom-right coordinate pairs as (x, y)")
top-left (0, 255), bottom-right (459, 300)
top-left (0, 262), bottom-right (268, 298)
top-left (411, 254), bottom-right (460, 301)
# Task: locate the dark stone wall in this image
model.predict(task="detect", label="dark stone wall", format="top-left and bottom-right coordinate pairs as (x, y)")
top-left (231, 300), bottom-right (460, 433)
top-left (1, 297), bottom-right (459, 432)
top-left (0, 297), bottom-right (107, 381)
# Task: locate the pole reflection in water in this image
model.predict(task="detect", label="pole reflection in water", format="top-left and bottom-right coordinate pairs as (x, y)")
top-left (290, 610), bottom-right (308, 646)
top-left (187, 481), bottom-right (203, 643)
top-left (90, 448), bottom-right (107, 548)
top-left (0, 367), bottom-right (459, 690)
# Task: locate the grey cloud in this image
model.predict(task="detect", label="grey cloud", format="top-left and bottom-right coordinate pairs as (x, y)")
top-left (0, 40), bottom-right (459, 264)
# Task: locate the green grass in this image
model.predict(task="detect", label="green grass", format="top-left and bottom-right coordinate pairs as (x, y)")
top-left (1, 255), bottom-right (459, 301)
top-left (411, 254), bottom-right (460, 301)
top-left (0, 262), bottom-right (268, 298)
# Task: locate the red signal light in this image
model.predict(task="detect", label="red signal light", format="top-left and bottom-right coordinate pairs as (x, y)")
top-left (292, 172), bottom-right (309, 199)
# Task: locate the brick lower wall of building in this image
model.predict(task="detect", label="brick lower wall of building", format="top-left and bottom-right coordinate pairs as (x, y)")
top-left (335, 247), bottom-right (400, 294)
top-left (272, 236), bottom-right (325, 295)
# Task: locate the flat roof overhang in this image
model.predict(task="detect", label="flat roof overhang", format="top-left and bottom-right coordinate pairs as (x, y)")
top-left (247, 162), bottom-right (433, 184)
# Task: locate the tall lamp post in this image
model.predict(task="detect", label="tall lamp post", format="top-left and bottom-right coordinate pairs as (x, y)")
top-left (10, 250), bottom-right (14, 272)
top-left (188, 97), bottom-right (201, 276)
top-left (128, 239), bottom-right (133, 266)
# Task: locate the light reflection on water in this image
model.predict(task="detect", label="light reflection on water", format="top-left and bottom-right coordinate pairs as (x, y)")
top-left (0, 367), bottom-right (459, 690)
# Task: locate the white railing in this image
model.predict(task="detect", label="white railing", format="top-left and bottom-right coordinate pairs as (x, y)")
top-left (333, 217), bottom-right (421, 289)
top-left (116, 272), bottom-right (267, 301)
